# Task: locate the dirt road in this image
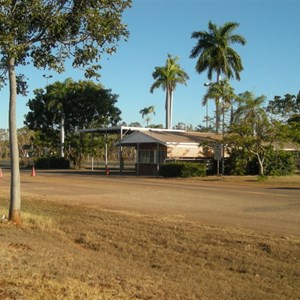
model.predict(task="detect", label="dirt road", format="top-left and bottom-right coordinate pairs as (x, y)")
top-left (1, 169), bottom-right (300, 299)
top-left (1, 169), bottom-right (300, 237)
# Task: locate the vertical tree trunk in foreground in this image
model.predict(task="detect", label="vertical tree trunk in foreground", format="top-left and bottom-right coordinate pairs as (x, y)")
top-left (8, 57), bottom-right (22, 224)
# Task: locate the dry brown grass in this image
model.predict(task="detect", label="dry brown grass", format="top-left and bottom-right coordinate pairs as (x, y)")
top-left (1, 196), bottom-right (299, 300)
top-left (188, 174), bottom-right (300, 186)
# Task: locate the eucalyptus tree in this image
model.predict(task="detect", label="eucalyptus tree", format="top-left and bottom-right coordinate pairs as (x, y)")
top-left (139, 105), bottom-right (155, 126)
top-left (0, 0), bottom-right (131, 224)
top-left (190, 21), bottom-right (246, 133)
top-left (266, 92), bottom-right (300, 144)
top-left (150, 54), bottom-right (189, 129)
top-left (266, 92), bottom-right (300, 122)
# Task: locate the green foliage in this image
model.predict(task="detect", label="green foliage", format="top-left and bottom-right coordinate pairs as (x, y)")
top-left (160, 162), bottom-right (206, 178)
top-left (227, 149), bottom-right (296, 176)
top-left (264, 150), bottom-right (296, 176)
top-left (266, 93), bottom-right (300, 121)
top-left (139, 105), bottom-right (155, 126)
top-left (24, 79), bottom-right (122, 165)
top-left (150, 54), bottom-right (189, 129)
top-left (0, 0), bottom-right (131, 223)
top-left (228, 92), bottom-right (281, 175)
top-left (287, 117), bottom-right (300, 144)
top-left (266, 92), bottom-right (300, 145)
top-left (34, 157), bottom-right (70, 169)
top-left (25, 79), bottom-right (121, 133)
top-left (0, 128), bottom-right (9, 159)
top-left (190, 21), bottom-right (246, 81)
top-left (0, 0), bottom-right (131, 81)
top-left (202, 79), bottom-right (236, 133)
top-left (226, 148), bottom-right (257, 175)
top-left (160, 164), bottom-right (183, 177)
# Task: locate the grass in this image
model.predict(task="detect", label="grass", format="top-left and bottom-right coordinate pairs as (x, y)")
top-left (1, 196), bottom-right (300, 299)
top-left (187, 174), bottom-right (300, 186)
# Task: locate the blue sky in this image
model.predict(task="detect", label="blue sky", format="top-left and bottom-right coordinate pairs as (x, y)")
top-left (1, 0), bottom-right (299, 129)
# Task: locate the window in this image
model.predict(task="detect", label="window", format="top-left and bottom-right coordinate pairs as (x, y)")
top-left (138, 150), bottom-right (155, 163)
top-left (138, 149), bottom-right (166, 164)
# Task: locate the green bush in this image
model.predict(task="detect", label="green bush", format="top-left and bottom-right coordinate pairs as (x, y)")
top-left (264, 150), bottom-right (295, 176)
top-left (227, 148), bottom-right (296, 176)
top-left (226, 149), bottom-right (258, 175)
top-left (34, 157), bottom-right (70, 169)
top-left (160, 162), bottom-right (206, 178)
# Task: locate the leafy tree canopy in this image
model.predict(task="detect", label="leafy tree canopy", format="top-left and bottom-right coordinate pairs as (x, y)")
top-left (266, 92), bottom-right (300, 144)
top-left (24, 78), bottom-right (122, 141)
top-left (0, 0), bottom-right (131, 223)
top-left (228, 92), bottom-right (291, 176)
top-left (0, 0), bottom-right (131, 85)
top-left (266, 92), bottom-right (300, 122)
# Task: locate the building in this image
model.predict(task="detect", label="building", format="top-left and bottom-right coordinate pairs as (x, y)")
top-left (80, 126), bottom-right (221, 176)
top-left (117, 129), bottom-right (221, 176)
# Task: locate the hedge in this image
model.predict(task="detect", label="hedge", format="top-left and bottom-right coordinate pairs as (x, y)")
top-left (34, 157), bottom-right (70, 169)
top-left (159, 162), bottom-right (206, 178)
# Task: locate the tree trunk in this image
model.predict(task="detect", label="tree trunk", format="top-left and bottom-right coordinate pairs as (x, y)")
top-left (60, 114), bottom-right (65, 157)
top-left (8, 57), bottom-right (22, 224)
top-left (165, 89), bottom-right (172, 129)
top-left (165, 91), bottom-right (169, 129)
top-left (215, 99), bottom-right (220, 134)
top-left (257, 155), bottom-right (264, 176)
top-left (215, 72), bottom-right (222, 134)
top-left (169, 87), bottom-right (173, 130)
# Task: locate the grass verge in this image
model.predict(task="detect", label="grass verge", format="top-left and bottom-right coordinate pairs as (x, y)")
top-left (1, 196), bottom-right (300, 299)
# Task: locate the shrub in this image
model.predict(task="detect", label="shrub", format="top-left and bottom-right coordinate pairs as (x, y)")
top-left (227, 148), bottom-right (296, 176)
top-left (264, 150), bottom-right (295, 176)
top-left (160, 162), bottom-right (206, 178)
top-left (34, 157), bottom-right (70, 169)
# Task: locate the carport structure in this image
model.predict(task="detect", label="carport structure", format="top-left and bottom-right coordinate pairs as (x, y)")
top-left (80, 126), bottom-right (146, 173)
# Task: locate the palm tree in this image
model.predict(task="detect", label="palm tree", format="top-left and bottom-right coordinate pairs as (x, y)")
top-left (203, 80), bottom-right (236, 132)
top-left (203, 80), bottom-right (236, 175)
top-left (150, 54), bottom-right (189, 129)
top-left (233, 91), bottom-right (267, 133)
top-left (139, 105), bottom-right (155, 126)
top-left (190, 21), bottom-right (246, 133)
top-left (190, 21), bottom-right (246, 82)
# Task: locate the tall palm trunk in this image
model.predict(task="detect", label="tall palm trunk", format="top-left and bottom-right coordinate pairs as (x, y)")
top-left (169, 87), bottom-right (173, 130)
top-left (8, 57), bottom-right (21, 224)
top-left (165, 91), bottom-right (168, 129)
top-left (215, 72), bottom-right (222, 134)
top-left (165, 89), bottom-right (172, 129)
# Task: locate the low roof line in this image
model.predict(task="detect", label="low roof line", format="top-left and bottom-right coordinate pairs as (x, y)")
top-left (79, 126), bottom-right (185, 135)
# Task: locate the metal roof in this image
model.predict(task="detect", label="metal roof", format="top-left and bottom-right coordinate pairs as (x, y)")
top-left (118, 130), bottom-right (221, 146)
top-left (79, 126), bottom-right (185, 136)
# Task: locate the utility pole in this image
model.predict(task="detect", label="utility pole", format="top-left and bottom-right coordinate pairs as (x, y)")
top-left (43, 74), bottom-right (53, 85)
